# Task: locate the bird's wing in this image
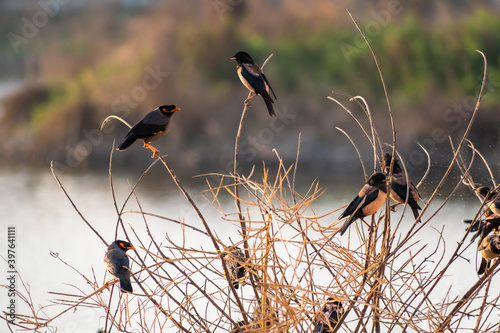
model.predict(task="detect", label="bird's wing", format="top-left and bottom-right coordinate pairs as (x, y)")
top-left (141, 110), bottom-right (169, 125)
top-left (409, 181), bottom-right (423, 201)
top-left (391, 175), bottom-right (422, 209)
top-left (261, 72), bottom-right (277, 99)
top-left (478, 257), bottom-right (489, 275)
top-left (240, 63), bottom-right (269, 95)
top-left (339, 185), bottom-right (379, 219)
top-left (127, 121), bottom-right (167, 139)
top-left (491, 199), bottom-right (500, 211)
top-left (105, 251), bottom-right (129, 276)
top-left (339, 195), bottom-right (365, 219)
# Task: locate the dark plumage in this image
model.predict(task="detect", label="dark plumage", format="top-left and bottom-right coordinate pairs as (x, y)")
top-left (222, 246), bottom-right (246, 289)
top-left (478, 234), bottom-right (500, 275)
top-left (315, 298), bottom-right (343, 333)
top-left (337, 173), bottom-right (388, 236)
top-left (476, 186), bottom-right (500, 216)
top-left (104, 240), bottom-right (136, 293)
top-left (464, 209), bottom-right (500, 244)
top-left (384, 153), bottom-right (422, 220)
top-left (117, 105), bottom-right (181, 158)
top-left (228, 51), bottom-right (277, 117)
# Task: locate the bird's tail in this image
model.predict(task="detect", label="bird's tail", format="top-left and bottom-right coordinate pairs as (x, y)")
top-left (411, 205), bottom-right (421, 222)
top-left (117, 137), bottom-right (136, 151)
top-left (478, 257), bottom-right (489, 275)
top-left (264, 97), bottom-right (276, 117)
top-left (120, 278), bottom-right (133, 293)
top-left (337, 217), bottom-right (354, 236)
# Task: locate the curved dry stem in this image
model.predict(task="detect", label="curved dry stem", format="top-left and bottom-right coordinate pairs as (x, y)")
top-left (415, 142), bottom-right (431, 189)
top-left (101, 115), bottom-right (132, 130)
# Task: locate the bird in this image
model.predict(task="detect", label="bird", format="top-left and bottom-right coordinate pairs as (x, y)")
top-left (476, 186), bottom-right (500, 216)
top-left (222, 246), bottom-right (246, 289)
top-left (337, 172), bottom-right (388, 236)
top-left (228, 51), bottom-right (277, 117)
top-left (383, 153), bottom-right (423, 220)
top-left (478, 234), bottom-right (500, 275)
top-left (104, 240), bottom-right (136, 293)
top-left (315, 298), bottom-right (343, 333)
top-left (464, 209), bottom-right (500, 244)
top-left (116, 105), bottom-right (181, 158)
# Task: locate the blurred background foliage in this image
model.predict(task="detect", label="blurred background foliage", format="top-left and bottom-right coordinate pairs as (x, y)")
top-left (0, 0), bottom-right (499, 184)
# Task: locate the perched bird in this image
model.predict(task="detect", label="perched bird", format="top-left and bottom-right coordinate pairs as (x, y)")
top-left (464, 209), bottom-right (500, 244)
top-left (315, 298), bottom-right (343, 333)
top-left (228, 51), bottom-right (277, 117)
top-left (337, 173), bottom-right (388, 236)
top-left (222, 246), bottom-right (246, 289)
top-left (104, 240), bottom-right (136, 293)
top-left (476, 186), bottom-right (500, 216)
top-left (383, 153), bottom-right (422, 220)
top-left (117, 105), bottom-right (181, 158)
top-left (231, 321), bottom-right (246, 333)
top-left (478, 234), bottom-right (500, 275)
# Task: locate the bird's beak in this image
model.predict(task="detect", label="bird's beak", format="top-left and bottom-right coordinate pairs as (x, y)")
top-left (171, 107), bottom-right (181, 113)
top-left (228, 56), bottom-right (235, 60)
top-left (128, 246), bottom-right (136, 251)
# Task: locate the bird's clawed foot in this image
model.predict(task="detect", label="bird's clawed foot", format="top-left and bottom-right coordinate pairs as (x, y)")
top-left (143, 143), bottom-right (160, 158)
top-left (244, 93), bottom-right (257, 106)
top-left (390, 203), bottom-right (401, 212)
top-left (103, 279), bottom-right (116, 291)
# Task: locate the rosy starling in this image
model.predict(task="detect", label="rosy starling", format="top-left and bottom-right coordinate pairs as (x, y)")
top-left (337, 173), bottom-right (387, 236)
top-left (228, 51), bottom-right (277, 117)
top-left (383, 153), bottom-right (423, 220)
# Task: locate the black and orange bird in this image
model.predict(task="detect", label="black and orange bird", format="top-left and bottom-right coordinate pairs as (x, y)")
top-left (104, 240), bottom-right (136, 293)
top-left (228, 51), bottom-right (277, 117)
top-left (337, 172), bottom-right (388, 236)
top-left (117, 105), bottom-right (181, 158)
top-left (383, 153), bottom-right (423, 220)
top-left (478, 234), bottom-right (500, 275)
top-left (222, 246), bottom-right (246, 289)
top-left (315, 298), bottom-right (343, 333)
top-left (476, 186), bottom-right (500, 216)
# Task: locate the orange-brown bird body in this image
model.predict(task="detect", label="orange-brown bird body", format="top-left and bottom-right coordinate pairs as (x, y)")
top-left (337, 173), bottom-right (387, 236)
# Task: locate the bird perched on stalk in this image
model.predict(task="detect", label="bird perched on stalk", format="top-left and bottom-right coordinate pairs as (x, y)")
top-left (104, 240), bottom-right (136, 293)
top-left (383, 153), bottom-right (423, 220)
top-left (337, 172), bottom-right (388, 236)
top-left (315, 298), bottom-right (343, 333)
top-left (476, 186), bottom-right (500, 216)
top-left (228, 51), bottom-right (277, 117)
top-left (117, 105), bottom-right (181, 158)
top-left (222, 246), bottom-right (246, 289)
top-left (464, 208), bottom-right (500, 244)
top-left (478, 234), bottom-right (500, 275)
